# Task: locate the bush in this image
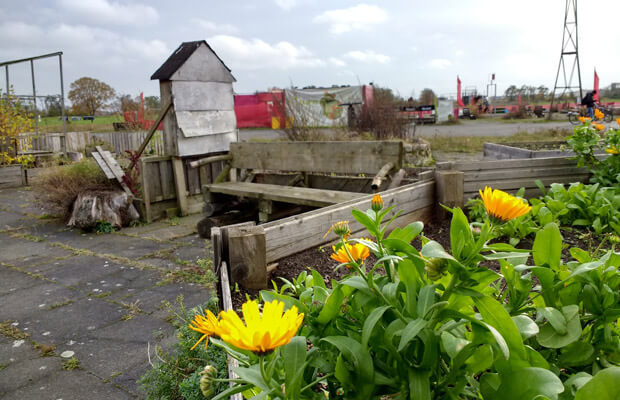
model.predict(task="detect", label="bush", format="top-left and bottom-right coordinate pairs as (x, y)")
top-left (33, 158), bottom-right (114, 219)
top-left (567, 120), bottom-right (620, 186)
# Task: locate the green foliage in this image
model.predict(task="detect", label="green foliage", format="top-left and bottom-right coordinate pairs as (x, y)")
top-left (94, 220), bottom-right (116, 234)
top-left (567, 121), bottom-right (620, 186)
top-left (138, 296), bottom-right (228, 400)
top-left (0, 88), bottom-right (35, 166)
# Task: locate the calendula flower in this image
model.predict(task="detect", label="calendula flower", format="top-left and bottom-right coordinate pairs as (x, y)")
top-left (371, 194), bottom-right (383, 212)
top-left (594, 109), bottom-right (604, 120)
top-left (330, 241), bottom-right (370, 264)
top-left (578, 116), bottom-right (587, 123)
top-left (605, 147), bottom-right (619, 155)
top-left (189, 309), bottom-right (220, 350)
top-left (217, 300), bottom-right (303, 354)
top-left (616, 118), bottom-right (620, 126)
top-left (199, 365), bottom-right (218, 397)
top-left (323, 220), bottom-right (351, 239)
top-left (425, 257), bottom-right (448, 281)
top-left (594, 123), bottom-right (605, 131)
top-left (479, 186), bottom-right (531, 222)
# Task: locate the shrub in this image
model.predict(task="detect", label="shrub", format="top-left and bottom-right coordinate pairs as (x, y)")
top-left (567, 120), bottom-right (620, 186)
top-left (0, 88), bottom-right (34, 166)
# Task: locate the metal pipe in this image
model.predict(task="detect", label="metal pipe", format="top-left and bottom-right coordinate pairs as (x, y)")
top-left (59, 54), bottom-right (66, 139)
top-left (0, 51), bottom-right (63, 67)
top-left (30, 59), bottom-right (38, 134)
top-left (4, 65), bottom-right (8, 99)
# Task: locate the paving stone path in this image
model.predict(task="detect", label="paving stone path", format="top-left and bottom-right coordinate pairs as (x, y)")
top-left (0, 187), bottom-right (213, 399)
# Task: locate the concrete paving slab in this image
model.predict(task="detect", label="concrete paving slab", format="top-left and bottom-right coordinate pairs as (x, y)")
top-left (0, 235), bottom-right (58, 263)
top-left (0, 267), bottom-right (42, 296)
top-left (0, 281), bottom-right (79, 322)
top-left (3, 369), bottom-right (134, 399)
top-left (37, 255), bottom-right (131, 289)
top-left (0, 351), bottom-right (63, 394)
top-left (129, 223), bottom-right (197, 241)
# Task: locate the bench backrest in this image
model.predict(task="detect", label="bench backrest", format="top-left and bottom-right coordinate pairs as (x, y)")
top-left (230, 141), bottom-right (403, 175)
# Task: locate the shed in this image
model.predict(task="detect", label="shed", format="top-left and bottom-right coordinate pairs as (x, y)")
top-left (151, 41), bottom-right (237, 157)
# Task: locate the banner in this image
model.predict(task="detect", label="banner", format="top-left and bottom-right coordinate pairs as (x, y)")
top-left (457, 76), bottom-right (465, 107)
top-left (437, 100), bottom-right (453, 122)
top-left (286, 86), bottom-right (364, 127)
top-left (593, 70), bottom-right (600, 101)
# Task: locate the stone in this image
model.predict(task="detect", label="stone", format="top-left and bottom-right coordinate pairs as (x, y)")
top-left (67, 190), bottom-right (139, 229)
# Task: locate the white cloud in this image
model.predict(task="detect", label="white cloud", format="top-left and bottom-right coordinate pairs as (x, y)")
top-left (58, 0), bottom-right (159, 25)
top-left (428, 59), bottom-right (452, 69)
top-left (274, 0), bottom-right (298, 10)
top-left (192, 18), bottom-right (239, 35)
top-left (313, 4), bottom-right (387, 34)
top-left (329, 57), bottom-right (347, 67)
top-left (208, 35), bottom-right (325, 70)
top-left (343, 50), bottom-right (390, 64)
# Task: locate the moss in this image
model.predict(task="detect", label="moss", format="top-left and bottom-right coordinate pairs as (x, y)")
top-left (62, 357), bottom-right (81, 370)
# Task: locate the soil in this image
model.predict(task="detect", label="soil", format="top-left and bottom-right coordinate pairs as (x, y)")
top-left (501, 141), bottom-right (567, 151)
top-left (231, 216), bottom-right (610, 310)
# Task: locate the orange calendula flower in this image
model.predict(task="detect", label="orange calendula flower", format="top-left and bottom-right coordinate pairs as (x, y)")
top-left (616, 118), bottom-right (620, 126)
top-left (594, 109), bottom-right (604, 120)
top-left (605, 147), bottom-right (619, 155)
top-left (330, 241), bottom-right (370, 264)
top-left (216, 300), bottom-right (304, 354)
top-left (578, 116), bottom-right (586, 123)
top-left (594, 123), bottom-right (605, 131)
top-left (189, 309), bottom-right (220, 350)
top-left (479, 186), bottom-right (531, 222)
top-left (371, 194), bottom-right (383, 212)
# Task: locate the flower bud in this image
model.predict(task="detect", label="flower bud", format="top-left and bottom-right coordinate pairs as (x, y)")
top-left (425, 258), bottom-right (448, 281)
top-left (332, 221), bottom-right (351, 238)
top-left (371, 194), bottom-right (383, 212)
top-left (199, 365), bottom-right (218, 397)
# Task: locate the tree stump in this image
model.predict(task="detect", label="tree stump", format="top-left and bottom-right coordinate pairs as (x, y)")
top-left (67, 190), bottom-right (139, 229)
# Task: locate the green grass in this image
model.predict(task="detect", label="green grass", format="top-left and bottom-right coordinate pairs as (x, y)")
top-left (39, 115), bottom-right (122, 127)
top-left (428, 128), bottom-right (572, 153)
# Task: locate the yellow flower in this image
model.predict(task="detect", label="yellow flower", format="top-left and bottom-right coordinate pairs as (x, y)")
top-left (478, 186), bottom-right (532, 222)
top-left (189, 309), bottom-right (220, 350)
top-left (578, 116), bottom-right (586, 123)
top-left (605, 147), bottom-right (619, 155)
top-left (594, 123), bottom-right (605, 131)
top-left (330, 241), bottom-right (370, 264)
top-left (594, 109), bottom-right (604, 120)
top-left (616, 118), bottom-right (620, 126)
top-left (217, 300), bottom-right (303, 354)
top-left (371, 194), bottom-right (383, 212)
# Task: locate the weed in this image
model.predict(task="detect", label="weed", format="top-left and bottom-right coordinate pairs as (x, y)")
top-left (48, 299), bottom-right (74, 310)
top-left (35, 343), bottom-right (55, 357)
top-left (94, 291), bottom-right (112, 299)
top-left (120, 300), bottom-right (142, 321)
top-left (166, 217), bottom-right (181, 226)
top-left (158, 259), bottom-right (217, 288)
top-left (94, 220), bottom-right (117, 234)
top-left (0, 363), bottom-right (6, 372)
top-left (0, 321), bottom-right (30, 340)
top-left (62, 357), bottom-right (81, 370)
top-left (104, 371), bottom-right (123, 382)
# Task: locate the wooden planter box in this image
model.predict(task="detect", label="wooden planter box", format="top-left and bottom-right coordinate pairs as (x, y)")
top-left (0, 165), bottom-right (26, 188)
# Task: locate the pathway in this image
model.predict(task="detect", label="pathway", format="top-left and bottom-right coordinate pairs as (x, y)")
top-left (0, 187), bottom-right (212, 399)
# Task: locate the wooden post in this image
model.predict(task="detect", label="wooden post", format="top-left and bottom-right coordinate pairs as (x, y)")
top-left (139, 158), bottom-right (152, 222)
top-left (258, 199), bottom-right (273, 223)
top-left (172, 156), bottom-right (188, 216)
top-left (434, 169), bottom-right (464, 219)
top-left (227, 225), bottom-right (267, 289)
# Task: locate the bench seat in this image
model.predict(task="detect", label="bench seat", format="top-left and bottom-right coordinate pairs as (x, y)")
top-left (205, 182), bottom-right (365, 208)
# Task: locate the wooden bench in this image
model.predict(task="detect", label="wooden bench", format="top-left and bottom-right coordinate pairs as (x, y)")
top-left (200, 141), bottom-right (403, 222)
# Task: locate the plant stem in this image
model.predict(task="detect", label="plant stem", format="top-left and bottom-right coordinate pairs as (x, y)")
top-left (300, 373), bottom-right (334, 393)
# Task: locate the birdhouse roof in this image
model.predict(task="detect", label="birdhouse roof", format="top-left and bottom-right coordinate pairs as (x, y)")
top-left (151, 40), bottom-right (235, 81)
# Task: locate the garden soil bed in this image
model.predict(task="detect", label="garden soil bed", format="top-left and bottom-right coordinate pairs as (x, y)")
top-left (231, 217), bottom-right (610, 310)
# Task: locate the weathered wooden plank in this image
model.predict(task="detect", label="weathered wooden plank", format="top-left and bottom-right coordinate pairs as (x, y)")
top-left (92, 152), bottom-right (115, 179)
top-left (464, 166), bottom-right (589, 182)
top-left (435, 170), bottom-right (464, 219)
top-left (142, 155), bottom-right (172, 163)
top-left (230, 141), bottom-right (403, 174)
top-left (0, 165), bottom-right (25, 188)
top-left (186, 159), bottom-right (201, 195)
top-left (205, 182), bottom-right (365, 208)
top-left (148, 161), bottom-right (164, 200)
top-left (263, 181), bottom-right (435, 263)
top-left (440, 156), bottom-right (580, 172)
top-left (228, 225), bottom-right (267, 289)
top-left (159, 160), bottom-right (175, 200)
top-left (219, 261), bottom-right (242, 400)
top-left (139, 158), bottom-right (152, 222)
top-left (463, 174), bottom-right (591, 193)
top-left (172, 156), bottom-right (189, 216)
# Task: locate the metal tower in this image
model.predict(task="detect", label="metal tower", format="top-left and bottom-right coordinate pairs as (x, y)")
top-left (549, 0), bottom-right (582, 115)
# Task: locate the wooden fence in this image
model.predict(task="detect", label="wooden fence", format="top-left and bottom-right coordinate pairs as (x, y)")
top-left (138, 154), bottom-right (228, 222)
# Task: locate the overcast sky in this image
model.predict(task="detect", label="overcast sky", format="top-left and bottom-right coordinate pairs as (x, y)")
top-left (2, 0), bottom-right (619, 101)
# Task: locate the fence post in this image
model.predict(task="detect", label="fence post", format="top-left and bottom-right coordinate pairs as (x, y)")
top-left (434, 169), bottom-right (464, 219)
top-left (227, 225), bottom-right (267, 290)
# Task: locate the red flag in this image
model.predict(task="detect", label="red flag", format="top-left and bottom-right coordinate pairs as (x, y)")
top-left (457, 76), bottom-right (465, 107)
top-left (593, 70), bottom-right (600, 101)
top-left (518, 90), bottom-right (521, 106)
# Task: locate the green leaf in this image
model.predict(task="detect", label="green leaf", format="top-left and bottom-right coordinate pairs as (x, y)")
top-left (321, 336), bottom-right (374, 396)
top-left (361, 305), bottom-right (391, 349)
top-left (282, 337), bottom-right (307, 398)
top-left (512, 315), bottom-right (539, 340)
top-left (352, 209), bottom-right (380, 238)
top-left (316, 285), bottom-right (344, 325)
top-left (561, 372), bottom-right (592, 400)
top-left (575, 367), bottom-right (620, 400)
top-left (474, 295), bottom-right (527, 360)
top-left (417, 284), bottom-right (437, 319)
top-left (570, 247), bottom-right (592, 263)
top-left (533, 223), bottom-right (562, 269)
top-left (568, 260), bottom-right (604, 279)
top-left (398, 318), bottom-right (428, 351)
top-left (537, 305), bottom-right (582, 348)
top-left (310, 269), bottom-right (327, 289)
top-left (387, 221), bottom-right (424, 243)
top-left (340, 276), bottom-right (372, 294)
top-left (450, 207), bottom-right (474, 261)
top-left (397, 259), bottom-right (419, 316)
top-left (421, 240), bottom-right (457, 261)
top-left (233, 365), bottom-right (270, 392)
top-left (538, 307), bottom-right (568, 335)
top-left (488, 368), bottom-right (564, 400)
top-left (558, 341), bottom-right (594, 367)
top-left (408, 369), bottom-right (431, 400)
top-left (479, 321), bottom-right (510, 359)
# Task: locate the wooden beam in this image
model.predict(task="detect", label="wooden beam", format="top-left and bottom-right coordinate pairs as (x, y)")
top-left (435, 170), bottom-right (464, 220)
top-left (387, 168), bottom-right (406, 189)
top-left (127, 100), bottom-right (172, 171)
top-left (371, 162), bottom-right (394, 190)
top-left (219, 261), bottom-right (243, 400)
top-left (94, 146), bottom-right (134, 196)
top-left (227, 225), bottom-right (267, 289)
top-left (171, 156), bottom-right (188, 216)
top-left (214, 164), bottom-right (231, 184)
top-left (188, 154), bottom-right (232, 169)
